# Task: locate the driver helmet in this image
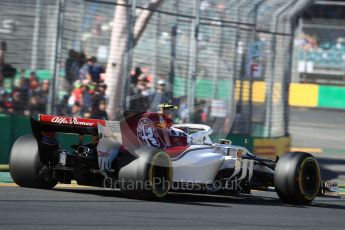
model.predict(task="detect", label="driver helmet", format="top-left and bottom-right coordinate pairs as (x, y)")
top-left (158, 103), bottom-right (178, 118)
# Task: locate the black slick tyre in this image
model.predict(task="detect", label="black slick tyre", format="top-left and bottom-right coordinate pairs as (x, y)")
top-left (274, 152), bottom-right (321, 205)
top-left (9, 135), bottom-right (57, 189)
top-left (118, 146), bottom-right (172, 199)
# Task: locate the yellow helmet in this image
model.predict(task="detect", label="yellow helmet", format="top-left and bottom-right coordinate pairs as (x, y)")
top-left (158, 103), bottom-right (178, 110)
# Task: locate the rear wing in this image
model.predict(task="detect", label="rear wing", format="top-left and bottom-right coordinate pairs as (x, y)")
top-left (32, 114), bottom-right (106, 136)
top-left (31, 111), bottom-right (169, 149)
top-left (31, 114), bottom-right (122, 169)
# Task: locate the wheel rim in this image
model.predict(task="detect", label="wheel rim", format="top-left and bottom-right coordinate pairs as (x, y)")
top-left (148, 152), bottom-right (172, 198)
top-left (298, 157), bottom-right (320, 200)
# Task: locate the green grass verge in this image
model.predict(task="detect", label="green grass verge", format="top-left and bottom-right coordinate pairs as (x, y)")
top-left (0, 165), bottom-right (9, 172)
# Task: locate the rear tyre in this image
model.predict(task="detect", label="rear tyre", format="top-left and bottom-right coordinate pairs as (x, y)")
top-left (9, 135), bottom-right (57, 189)
top-left (274, 152), bottom-right (320, 205)
top-left (118, 146), bottom-right (172, 199)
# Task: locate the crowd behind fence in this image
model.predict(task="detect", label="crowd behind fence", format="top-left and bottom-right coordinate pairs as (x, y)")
top-left (293, 18), bottom-right (345, 85)
top-left (0, 0), bottom-right (313, 138)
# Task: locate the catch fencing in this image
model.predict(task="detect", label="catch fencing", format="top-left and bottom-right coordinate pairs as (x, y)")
top-left (0, 0), bottom-right (313, 138)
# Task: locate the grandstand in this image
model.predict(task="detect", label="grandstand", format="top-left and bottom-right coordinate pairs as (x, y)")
top-left (294, 0), bottom-right (345, 85)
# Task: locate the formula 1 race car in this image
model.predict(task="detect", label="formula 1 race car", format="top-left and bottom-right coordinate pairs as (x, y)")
top-left (9, 111), bottom-right (332, 204)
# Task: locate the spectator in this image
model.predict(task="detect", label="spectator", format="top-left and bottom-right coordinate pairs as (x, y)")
top-left (129, 75), bottom-right (151, 111)
top-left (78, 52), bottom-right (87, 68)
top-left (64, 50), bottom-right (87, 81)
top-left (130, 67), bottom-right (143, 86)
top-left (57, 95), bottom-right (71, 115)
top-left (12, 77), bottom-right (29, 112)
top-left (36, 80), bottom-right (50, 111)
top-left (193, 100), bottom-right (208, 124)
top-left (78, 56), bottom-right (94, 82)
top-left (65, 49), bottom-right (80, 84)
top-left (1, 93), bottom-right (13, 114)
top-left (150, 79), bottom-right (171, 112)
top-left (25, 95), bottom-right (45, 116)
top-left (89, 57), bottom-right (105, 83)
top-left (28, 78), bottom-right (40, 97)
top-left (1, 51), bottom-right (113, 118)
top-left (81, 84), bottom-right (92, 113)
top-left (11, 91), bottom-right (26, 115)
top-left (29, 71), bottom-right (38, 82)
top-left (0, 92), bottom-right (7, 113)
top-left (91, 101), bottom-right (108, 119)
top-left (92, 83), bottom-right (107, 112)
top-left (294, 33), bottom-right (318, 50)
top-left (68, 81), bottom-right (83, 106)
top-left (28, 71), bottom-right (39, 94)
top-left (71, 102), bottom-right (82, 117)
top-left (83, 112), bottom-right (92, 118)
top-left (178, 96), bottom-right (189, 123)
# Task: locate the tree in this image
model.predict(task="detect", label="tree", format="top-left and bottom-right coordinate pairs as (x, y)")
top-left (105, 0), bottom-right (164, 120)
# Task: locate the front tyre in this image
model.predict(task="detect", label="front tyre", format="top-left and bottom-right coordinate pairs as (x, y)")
top-left (9, 135), bottom-right (57, 189)
top-left (274, 152), bottom-right (321, 205)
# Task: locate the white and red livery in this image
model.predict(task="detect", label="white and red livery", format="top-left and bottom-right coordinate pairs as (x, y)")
top-left (8, 111), bottom-right (336, 204)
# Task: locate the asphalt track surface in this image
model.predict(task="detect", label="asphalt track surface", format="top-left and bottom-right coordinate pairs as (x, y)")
top-left (0, 108), bottom-right (344, 229)
top-left (0, 186), bottom-right (344, 230)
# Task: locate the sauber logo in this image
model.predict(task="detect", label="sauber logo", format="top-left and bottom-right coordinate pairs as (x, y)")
top-left (137, 118), bottom-right (165, 148)
top-left (51, 117), bottom-right (94, 126)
